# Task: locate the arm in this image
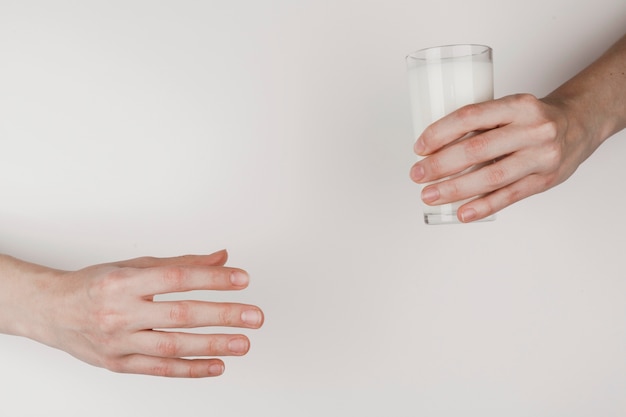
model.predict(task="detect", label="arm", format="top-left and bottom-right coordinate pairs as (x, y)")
top-left (0, 250), bottom-right (264, 378)
top-left (410, 33), bottom-right (626, 222)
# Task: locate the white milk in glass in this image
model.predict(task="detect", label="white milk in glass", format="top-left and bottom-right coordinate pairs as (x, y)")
top-left (407, 49), bottom-right (494, 224)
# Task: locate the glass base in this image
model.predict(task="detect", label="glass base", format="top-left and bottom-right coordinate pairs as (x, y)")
top-left (424, 211), bottom-right (496, 225)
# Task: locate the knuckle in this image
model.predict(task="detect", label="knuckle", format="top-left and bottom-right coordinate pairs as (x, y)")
top-left (157, 334), bottom-right (181, 357)
top-left (509, 93), bottom-right (540, 111)
top-left (441, 179), bottom-right (462, 201)
top-left (537, 118), bottom-right (559, 140)
top-left (217, 305), bottom-right (236, 326)
top-left (477, 199), bottom-right (495, 219)
top-left (162, 266), bottom-right (188, 290)
top-left (133, 256), bottom-right (158, 265)
top-left (509, 94), bottom-right (544, 119)
top-left (91, 269), bottom-right (128, 298)
top-left (425, 155), bottom-right (444, 178)
top-left (513, 94), bottom-right (559, 134)
top-left (169, 302), bottom-right (192, 326)
top-left (150, 360), bottom-right (172, 377)
top-left (455, 103), bottom-right (481, 121)
top-left (472, 195), bottom-right (500, 220)
top-left (188, 365), bottom-right (199, 378)
top-left (498, 186), bottom-right (519, 208)
top-left (205, 337), bottom-right (222, 355)
top-left (464, 135), bottom-right (490, 162)
top-left (513, 92), bottom-right (539, 104)
top-left (86, 273), bottom-right (130, 336)
top-left (485, 165), bottom-right (508, 187)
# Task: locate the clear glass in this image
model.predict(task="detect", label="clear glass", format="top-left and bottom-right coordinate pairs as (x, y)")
top-left (406, 44), bottom-right (496, 225)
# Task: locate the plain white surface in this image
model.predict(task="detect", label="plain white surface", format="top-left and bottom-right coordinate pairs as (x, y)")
top-left (1, 1), bottom-right (626, 416)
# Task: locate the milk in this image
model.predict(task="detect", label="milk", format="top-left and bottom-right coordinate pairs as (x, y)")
top-left (407, 59), bottom-right (493, 135)
top-left (406, 49), bottom-right (494, 224)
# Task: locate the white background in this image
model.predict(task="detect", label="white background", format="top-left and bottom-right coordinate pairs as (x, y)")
top-left (1, 1), bottom-right (626, 416)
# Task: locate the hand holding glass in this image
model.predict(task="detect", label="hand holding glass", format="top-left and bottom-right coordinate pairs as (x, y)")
top-left (406, 44), bottom-right (496, 225)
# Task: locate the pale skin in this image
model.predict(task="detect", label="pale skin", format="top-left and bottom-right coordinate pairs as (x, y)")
top-left (0, 249), bottom-right (264, 378)
top-left (410, 33), bottom-right (626, 223)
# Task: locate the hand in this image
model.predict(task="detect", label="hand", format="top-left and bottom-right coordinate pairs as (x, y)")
top-left (20, 250), bottom-right (264, 378)
top-left (409, 94), bottom-right (597, 222)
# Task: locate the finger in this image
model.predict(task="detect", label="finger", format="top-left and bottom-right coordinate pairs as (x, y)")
top-left (137, 300), bottom-right (264, 330)
top-left (411, 124), bottom-right (528, 183)
top-left (130, 264), bottom-right (249, 296)
top-left (130, 330), bottom-right (251, 358)
top-left (112, 250), bottom-right (229, 269)
top-left (456, 174), bottom-right (549, 222)
top-left (416, 95), bottom-right (525, 156)
top-left (420, 152), bottom-right (539, 206)
top-left (112, 354), bottom-right (226, 378)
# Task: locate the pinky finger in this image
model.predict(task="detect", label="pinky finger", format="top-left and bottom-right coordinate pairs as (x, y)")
top-left (110, 355), bottom-right (226, 378)
top-left (457, 175), bottom-right (547, 222)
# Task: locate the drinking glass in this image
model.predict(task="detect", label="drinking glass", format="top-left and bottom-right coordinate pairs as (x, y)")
top-left (406, 44), bottom-right (496, 225)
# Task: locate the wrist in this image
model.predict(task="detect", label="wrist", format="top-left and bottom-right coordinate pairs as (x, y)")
top-left (0, 255), bottom-right (64, 344)
top-left (543, 37), bottom-right (626, 149)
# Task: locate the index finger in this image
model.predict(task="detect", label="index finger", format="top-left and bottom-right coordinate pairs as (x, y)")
top-left (112, 250), bottom-right (229, 269)
top-left (415, 96), bottom-right (519, 156)
top-left (129, 265), bottom-right (250, 297)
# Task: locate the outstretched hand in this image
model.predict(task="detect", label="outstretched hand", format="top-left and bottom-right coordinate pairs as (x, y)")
top-left (4, 250), bottom-right (264, 378)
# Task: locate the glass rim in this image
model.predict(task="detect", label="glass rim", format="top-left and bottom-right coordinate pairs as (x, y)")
top-left (406, 44), bottom-right (492, 62)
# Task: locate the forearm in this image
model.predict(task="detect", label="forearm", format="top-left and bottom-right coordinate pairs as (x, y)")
top-left (545, 33), bottom-right (626, 149)
top-left (0, 255), bottom-right (59, 340)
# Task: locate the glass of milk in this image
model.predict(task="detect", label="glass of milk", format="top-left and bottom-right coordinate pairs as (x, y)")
top-left (406, 44), bottom-right (496, 225)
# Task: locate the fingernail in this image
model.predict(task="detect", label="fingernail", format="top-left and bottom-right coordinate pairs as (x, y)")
top-left (230, 270), bottom-right (249, 286)
top-left (209, 363), bottom-right (224, 375)
top-left (411, 165), bottom-right (425, 182)
top-left (421, 187), bottom-right (439, 203)
top-left (414, 140), bottom-right (425, 155)
top-left (228, 337), bottom-right (249, 354)
top-left (241, 309), bottom-right (263, 327)
top-left (460, 208), bottom-right (477, 222)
